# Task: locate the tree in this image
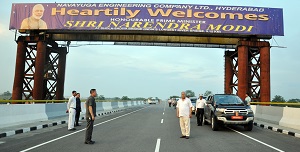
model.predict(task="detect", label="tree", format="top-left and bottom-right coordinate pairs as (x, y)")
top-left (272, 95), bottom-right (285, 102)
top-left (113, 97), bottom-right (120, 100)
top-left (204, 90), bottom-right (213, 96)
top-left (135, 97), bottom-right (146, 101)
top-left (97, 95), bottom-right (105, 100)
top-left (2, 91), bottom-right (12, 96)
top-left (170, 95), bottom-right (180, 99)
top-left (121, 96), bottom-right (131, 100)
top-left (287, 99), bottom-right (300, 103)
top-left (185, 90), bottom-right (195, 97)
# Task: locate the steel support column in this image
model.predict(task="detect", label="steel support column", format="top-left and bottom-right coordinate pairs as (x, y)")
top-left (237, 45), bottom-right (249, 100)
top-left (56, 47), bottom-right (67, 100)
top-left (224, 51), bottom-right (234, 94)
top-left (260, 46), bottom-right (271, 102)
top-left (12, 41), bottom-right (27, 100)
top-left (33, 41), bottom-right (47, 100)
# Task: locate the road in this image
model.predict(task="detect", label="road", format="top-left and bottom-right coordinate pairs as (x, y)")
top-left (0, 103), bottom-right (299, 152)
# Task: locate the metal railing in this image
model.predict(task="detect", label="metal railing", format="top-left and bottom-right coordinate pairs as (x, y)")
top-left (250, 102), bottom-right (300, 108)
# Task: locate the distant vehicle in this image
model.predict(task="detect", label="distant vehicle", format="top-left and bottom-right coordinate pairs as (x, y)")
top-left (204, 94), bottom-right (254, 131)
top-left (148, 98), bottom-right (158, 104)
top-left (189, 97), bottom-right (197, 114)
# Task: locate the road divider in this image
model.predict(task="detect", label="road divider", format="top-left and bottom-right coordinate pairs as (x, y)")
top-left (0, 101), bottom-right (144, 128)
top-left (251, 105), bottom-right (300, 130)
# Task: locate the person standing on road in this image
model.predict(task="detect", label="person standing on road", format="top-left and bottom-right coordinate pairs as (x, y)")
top-left (245, 93), bottom-right (251, 106)
top-left (67, 90), bottom-right (77, 131)
top-left (75, 93), bottom-right (82, 126)
top-left (168, 99), bottom-right (172, 107)
top-left (196, 94), bottom-right (206, 126)
top-left (176, 91), bottom-right (192, 139)
top-left (85, 89), bottom-right (97, 144)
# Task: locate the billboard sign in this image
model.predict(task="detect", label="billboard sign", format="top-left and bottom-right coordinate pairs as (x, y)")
top-left (9, 3), bottom-right (284, 36)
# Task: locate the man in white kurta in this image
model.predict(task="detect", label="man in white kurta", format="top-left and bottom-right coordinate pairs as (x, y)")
top-left (245, 93), bottom-right (251, 106)
top-left (176, 91), bottom-right (192, 139)
top-left (67, 91), bottom-right (77, 131)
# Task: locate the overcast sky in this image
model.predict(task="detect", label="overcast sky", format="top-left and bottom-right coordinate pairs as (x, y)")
top-left (0, 0), bottom-right (299, 100)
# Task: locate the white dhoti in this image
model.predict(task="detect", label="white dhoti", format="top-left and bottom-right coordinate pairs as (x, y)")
top-left (179, 116), bottom-right (190, 136)
top-left (68, 108), bottom-right (76, 130)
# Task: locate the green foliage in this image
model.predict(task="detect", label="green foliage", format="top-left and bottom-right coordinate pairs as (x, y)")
top-left (185, 90), bottom-right (195, 97)
top-left (204, 90), bottom-right (213, 96)
top-left (287, 99), bottom-right (300, 102)
top-left (97, 95), bottom-right (105, 100)
top-left (170, 95), bottom-right (179, 99)
top-left (272, 95), bottom-right (286, 102)
top-left (113, 97), bottom-right (120, 100)
top-left (121, 96), bottom-right (131, 100)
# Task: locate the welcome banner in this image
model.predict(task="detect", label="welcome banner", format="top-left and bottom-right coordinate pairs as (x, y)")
top-left (9, 3), bottom-right (284, 36)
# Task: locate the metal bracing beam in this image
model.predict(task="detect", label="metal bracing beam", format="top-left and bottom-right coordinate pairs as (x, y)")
top-left (51, 34), bottom-right (240, 45)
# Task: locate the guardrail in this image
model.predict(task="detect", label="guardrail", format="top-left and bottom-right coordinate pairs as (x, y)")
top-left (250, 102), bottom-right (300, 108)
top-left (250, 102), bottom-right (300, 105)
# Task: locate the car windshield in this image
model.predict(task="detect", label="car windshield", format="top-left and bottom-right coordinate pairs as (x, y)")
top-left (190, 98), bottom-right (197, 103)
top-left (214, 95), bottom-right (245, 106)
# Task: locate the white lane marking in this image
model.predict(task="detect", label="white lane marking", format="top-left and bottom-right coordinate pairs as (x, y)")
top-left (0, 141), bottom-right (6, 144)
top-left (155, 138), bottom-right (161, 152)
top-left (161, 119), bottom-right (164, 124)
top-left (20, 107), bottom-right (147, 152)
top-left (228, 128), bottom-right (285, 152)
top-left (163, 112), bottom-right (164, 115)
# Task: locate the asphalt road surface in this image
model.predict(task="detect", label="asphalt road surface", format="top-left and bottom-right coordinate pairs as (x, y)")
top-left (0, 103), bottom-right (299, 152)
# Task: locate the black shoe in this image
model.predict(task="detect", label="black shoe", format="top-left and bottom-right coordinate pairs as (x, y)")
top-left (84, 141), bottom-right (95, 144)
top-left (76, 124), bottom-right (81, 126)
top-left (197, 124), bottom-right (200, 126)
top-left (68, 128), bottom-right (76, 131)
top-left (185, 136), bottom-right (189, 139)
top-left (180, 136), bottom-right (186, 138)
top-left (200, 124), bottom-right (202, 126)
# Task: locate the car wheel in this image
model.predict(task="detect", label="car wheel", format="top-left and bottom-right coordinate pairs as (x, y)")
top-left (211, 116), bottom-right (219, 131)
top-left (244, 121), bottom-right (253, 131)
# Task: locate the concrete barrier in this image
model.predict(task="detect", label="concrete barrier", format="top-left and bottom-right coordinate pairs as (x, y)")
top-left (0, 101), bottom-right (143, 128)
top-left (102, 102), bottom-right (113, 111)
top-left (251, 105), bottom-right (284, 125)
top-left (280, 107), bottom-right (300, 130)
top-left (123, 101), bottom-right (128, 107)
top-left (251, 105), bottom-right (300, 130)
top-left (118, 102), bottom-right (125, 108)
top-left (127, 101), bottom-right (132, 107)
top-left (0, 104), bottom-right (48, 128)
top-left (111, 102), bottom-right (119, 109)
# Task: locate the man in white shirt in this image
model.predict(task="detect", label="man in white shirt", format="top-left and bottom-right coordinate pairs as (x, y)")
top-left (196, 94), bottom-right (206, 126)
top-left (245, 93), bottom-right (251, 106)
top-left (67, 90), bottom-right (77, 131)
top-left (176, 91), bottom-right (192, 139)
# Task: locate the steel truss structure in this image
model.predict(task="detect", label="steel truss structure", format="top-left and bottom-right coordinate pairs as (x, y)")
top-left (12, 35), bottom-right (67, 100)
top-left (225, 40), bottom-right (270, 102)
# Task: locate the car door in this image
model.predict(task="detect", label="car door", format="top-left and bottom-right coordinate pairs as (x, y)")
top-left (204, 96), bottom-right (212, 119)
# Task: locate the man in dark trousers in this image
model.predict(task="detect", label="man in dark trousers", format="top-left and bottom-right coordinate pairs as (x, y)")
top-left (85, 89), bottom-right (97, 144)
top-left (196, 94), bottom-right (206, 126)
top-left (75, 93), bottom-right (82, 126)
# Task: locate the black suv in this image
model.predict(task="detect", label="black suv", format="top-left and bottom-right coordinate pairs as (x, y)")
top-left (204, 94), bottom-right (254, 131)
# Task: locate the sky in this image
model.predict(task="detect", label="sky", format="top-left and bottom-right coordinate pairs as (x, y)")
top-left (0, 0), bottom-right (299, 100)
